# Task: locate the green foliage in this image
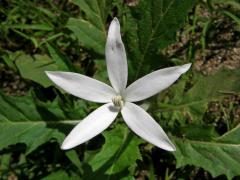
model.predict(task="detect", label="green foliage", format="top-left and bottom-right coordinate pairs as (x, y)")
top-left (124, 0), bottom-right (197, 79)
top-left (159, 69), bottom-right (240, 179)
top-left (67, 0), bottom-right (112, 55)
top-left (67, 18), bottom-right (106, 55)
top-left (16, 54), bottom-right (58, 87)
top-left (183, 69), bottom-right (240, 120)
top-left (15, 50), bottom-right (76, 87)
top-left (0, 91), bottom-right (64, 153)
top-left (1, 0), bottom-right (240, 179)
top-left (85, 124), bottom-right (142, 179)
top-left (93, 59), bottom-right (109, 83)
top-left (174, 125), bottom-right (240, 179)
top-left (42, 171), bottom-right (78, 180)
top-left (161, 69), bottom-right (240, 123)
top-left (46, 43), bottom-right (75, 72)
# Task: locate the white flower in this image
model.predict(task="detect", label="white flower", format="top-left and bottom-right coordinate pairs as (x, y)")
top-left (46, 18), bottom-right (191, 151)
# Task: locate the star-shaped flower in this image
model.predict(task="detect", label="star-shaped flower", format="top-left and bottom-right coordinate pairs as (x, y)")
top-left (46, 18), bottom-right (191, 151)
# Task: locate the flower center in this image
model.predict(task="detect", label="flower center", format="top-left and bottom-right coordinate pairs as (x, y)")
top-left (112, 95), bottom-right (124, 108)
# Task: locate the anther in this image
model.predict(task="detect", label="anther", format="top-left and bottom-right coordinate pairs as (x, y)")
top-left (112, 95), bottom-right (124, 108)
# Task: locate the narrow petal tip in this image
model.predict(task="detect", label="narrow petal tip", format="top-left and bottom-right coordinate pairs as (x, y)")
top-left (60, 140), bottom-right (72, 150)
top-left (155, 137), bottom-right (176, 152)
top-left (45, 71), bottom-right (62, 83)
top-left (179, 63), bottom-right (192, 74)
top-left (45, 71), bottom-right (51, 75)
top-left (45, 71), bottom-right (56, 78)
top-left (164, 143), bottom-right (176, 152)
top-left (60, 143), bottom-right (68, 150)
top-left (108, 18), bottom-right (120, 40)
top-left (113, 17), bottom-right (119, 24)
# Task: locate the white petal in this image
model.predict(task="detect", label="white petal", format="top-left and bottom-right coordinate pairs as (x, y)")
top-left (121, 102), bottom-right (176, 151)
top-left (106, 17), bottom-right (128, 94)
top-left (61, 103), bottom-right (119, 150)
top-left (124, 63), bottom-right (191, 102)
top-left (46, 71), bottom-right (116, 103)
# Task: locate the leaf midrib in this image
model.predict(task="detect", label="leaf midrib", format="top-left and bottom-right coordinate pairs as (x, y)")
top-left (135, 0), bottom-right (176, 78)
top-left (0, 120), bottom-right (79, 125)
top-left (174, 137), bottom-right (240, 147)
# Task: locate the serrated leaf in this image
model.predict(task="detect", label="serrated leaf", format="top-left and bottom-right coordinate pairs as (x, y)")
top-left (173, 124), bottom-right (240, 179)
top-left (85, 124), bottom-right (142, 179)
top-left (0, 91), bottom-right (76, 153)
top-left (0, 121), bottom-right (64, 154)
top-left (124, 0), bottom-right (197, 78)
top-left (161, 69), bottom-right (240, 122)
top-left (178, 124), bottom-right (218, 141)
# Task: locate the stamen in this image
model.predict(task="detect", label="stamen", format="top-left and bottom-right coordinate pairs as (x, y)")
top-left (112, 95), bottom-right (124, 108)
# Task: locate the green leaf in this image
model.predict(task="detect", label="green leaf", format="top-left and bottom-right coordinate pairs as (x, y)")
top-left (161, 69), bottom-right (240, 122)
top-left (93, 59), bottom-right (109, 83)
top-left (42, 170), bottom-right (79, 180)
top-left (159, 69), bottom-right (240, 179)
top-left (15, 52), bottom-right (76, 88)
top-left (16, 54), bottom-right (58, 87)
top-left (46, 43), bottom-right (75, 72)
top-left (1, 50), bottom-right (25, 71)
top-left (85, 124), bottom-right (142, 179)
top-left (65, 150), bottom-right (82, 169)
top-left (0, 121), bottom-right (64, 154)
top-left (124, 0), bottom-right (197, 78)
top-left (222, 10), bottom-right (240, 26)
top-left (212, 0), bottom-right (240, 10)
top-left (178, 124), bottom-right (219, 141)
top-left (42, 171), bottom-right (70, 180)
top-left (12, 29), bottom-right (39, 48)
top-left (71, 0), bottom-right (110, 31)
top-left (0, 91), bottom-right (78, 153)
top-left (67, 18), bottom-right (105, 54)
top-left (67, 0), bottom-right (112, 54)
top-left (173, 124), bottom-right (240, 179)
